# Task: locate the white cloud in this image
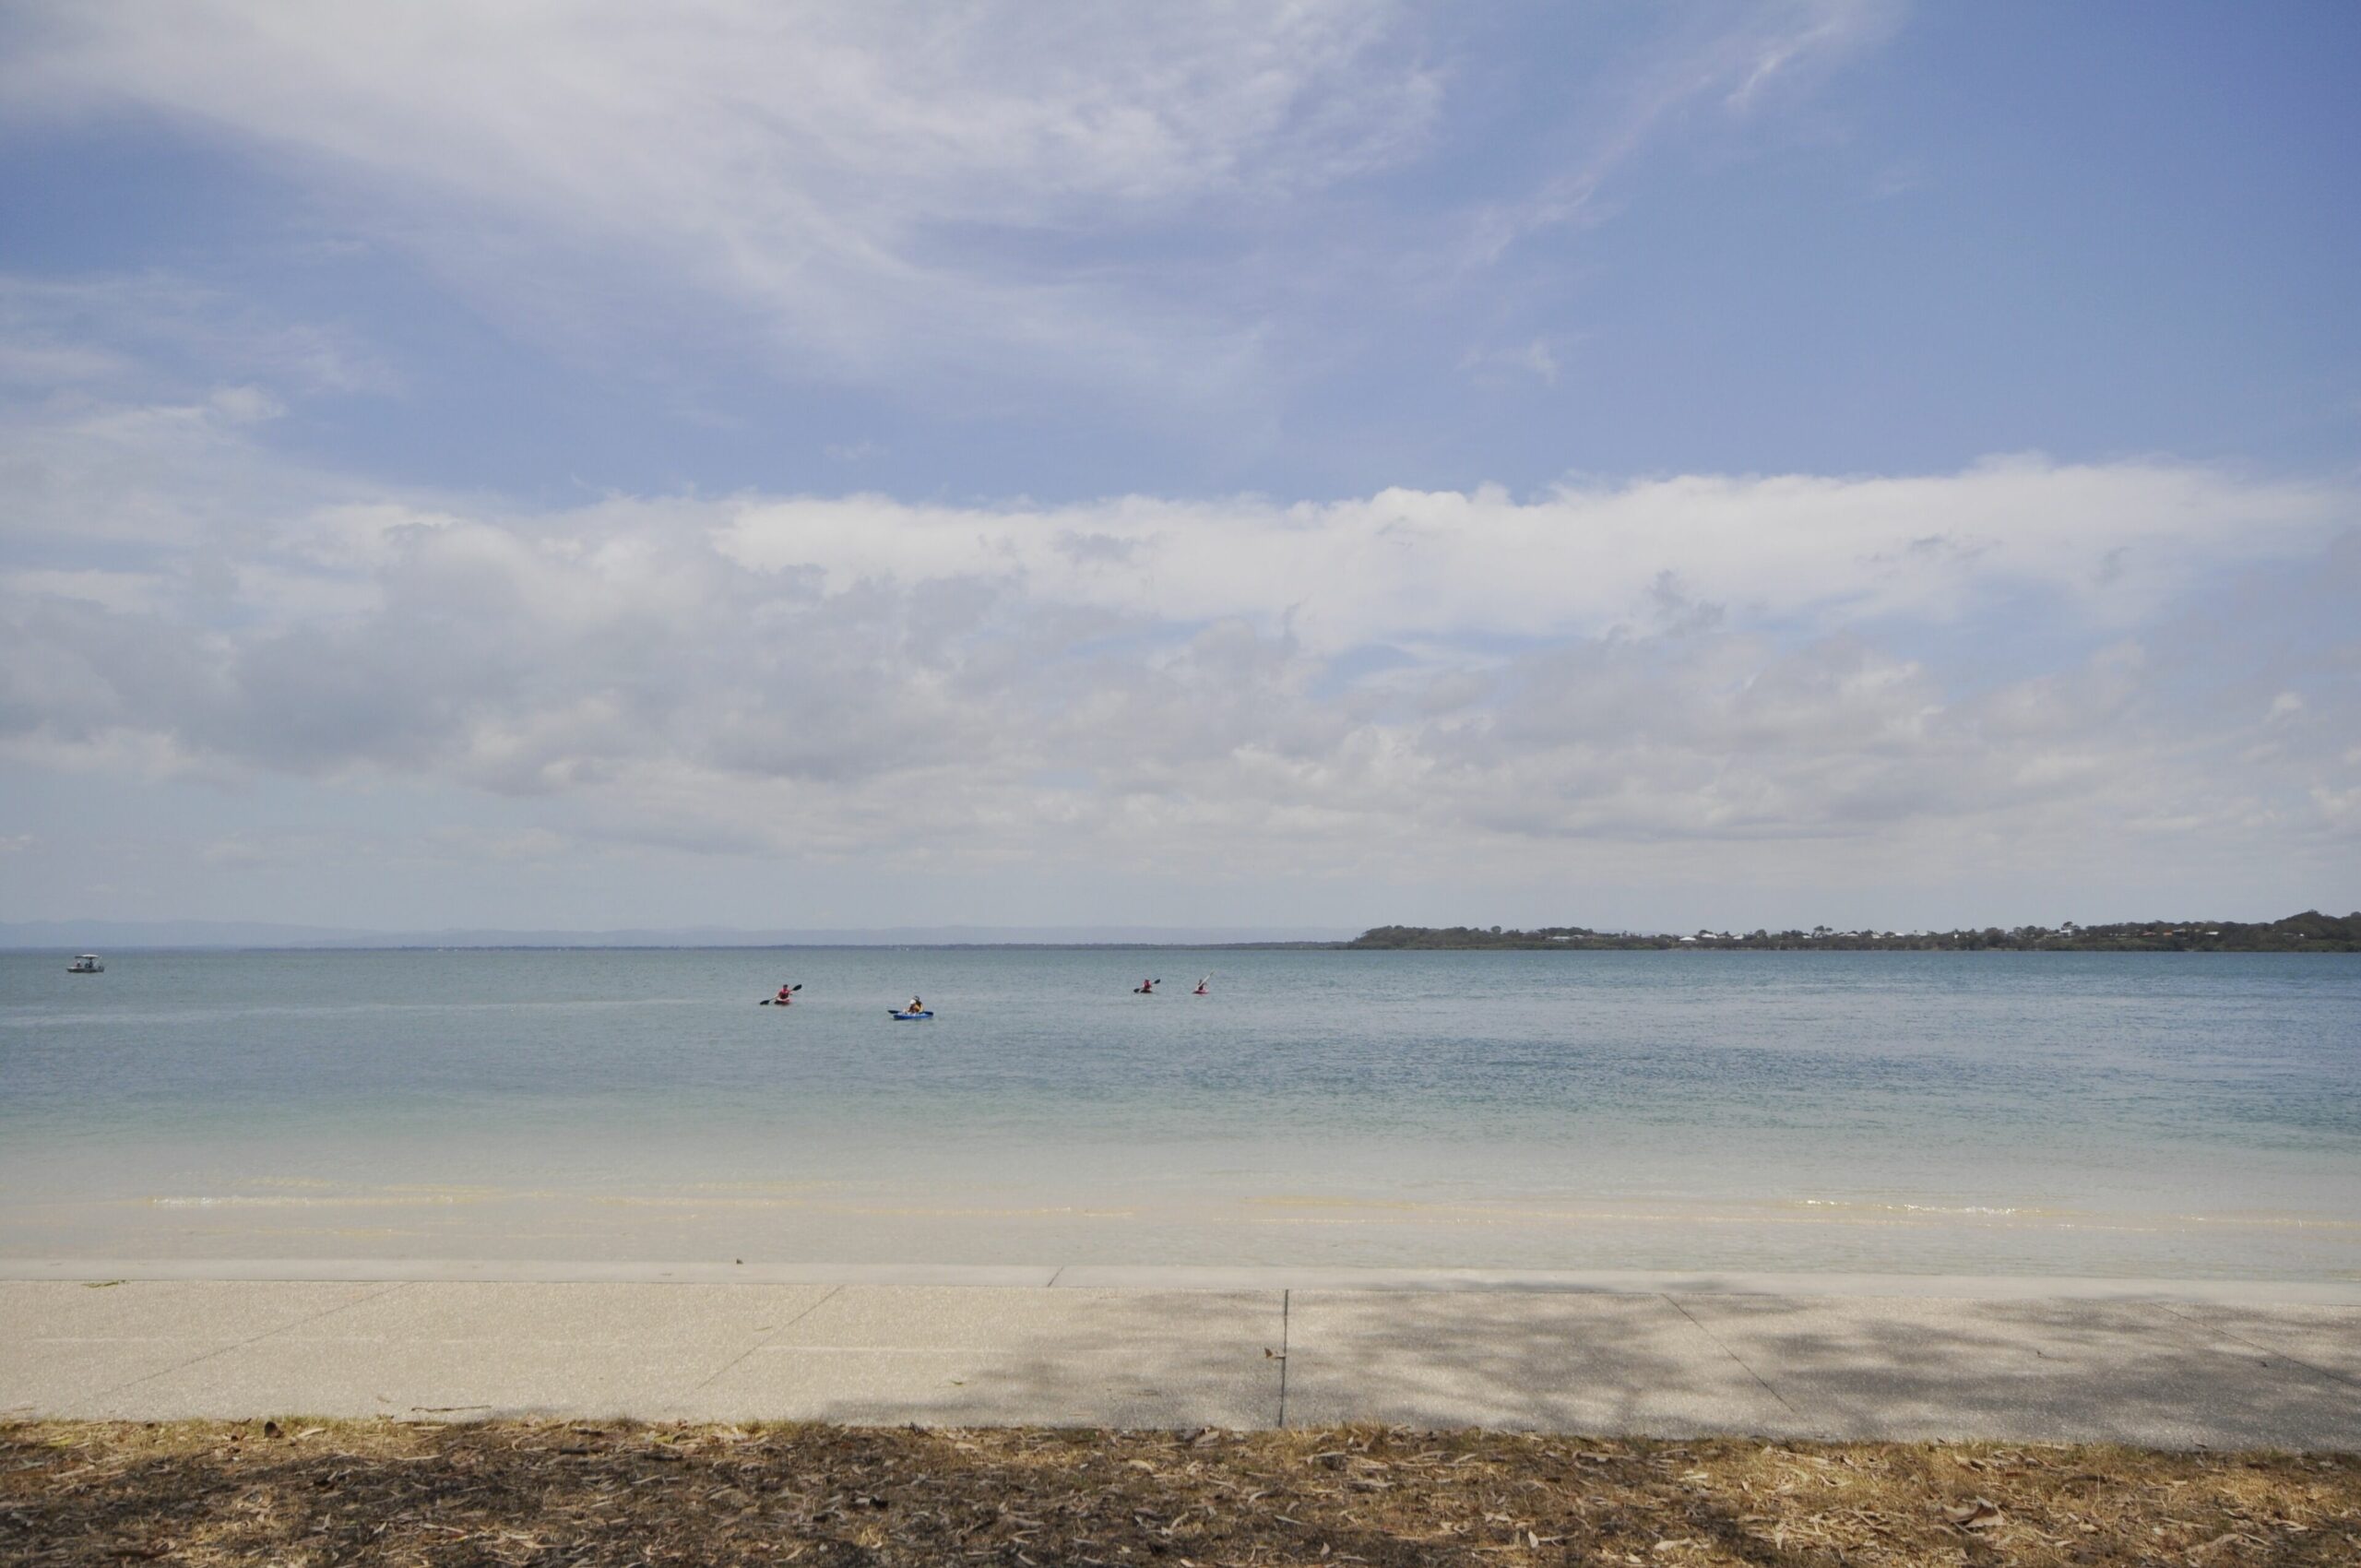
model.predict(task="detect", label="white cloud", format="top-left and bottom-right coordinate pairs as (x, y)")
top-left (712, 459), bottom-right (2343, 651)
top-left (1460, 0), bottom-right (1900, 267)
top-left (1724, 0), bottom-right (1896, 110)
top-left (0, 4), bottom-right (1914, 422)
top-left (1460, 338), bottom-right (1560, 386)
top-left (3, 1), bottom-right (1440, 399)
top-left (0, 569), bottom-right (172, 615)
top-left (0, 274), bottom-right (393, 398)
top-left (4, 374), bottom-right (2355, 895)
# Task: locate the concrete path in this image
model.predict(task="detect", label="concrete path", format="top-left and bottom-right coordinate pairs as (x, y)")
top-left (4, 1267), bottom-right (2357, 1449)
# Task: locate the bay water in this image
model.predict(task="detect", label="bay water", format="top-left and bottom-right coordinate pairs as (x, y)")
top-left (3, 948), bottom-right (2355, 1279)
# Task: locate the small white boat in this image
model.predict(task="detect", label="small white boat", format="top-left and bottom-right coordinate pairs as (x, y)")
top-left (66, 954), bottom-right (103, 974)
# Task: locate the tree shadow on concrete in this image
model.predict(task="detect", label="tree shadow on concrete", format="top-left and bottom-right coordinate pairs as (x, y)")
top-left (1667, 1292), bottom-right (2361, 1451)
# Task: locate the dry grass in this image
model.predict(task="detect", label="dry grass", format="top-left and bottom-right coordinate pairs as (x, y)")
top-left (4, 1420), bottom-right (2355, 1566)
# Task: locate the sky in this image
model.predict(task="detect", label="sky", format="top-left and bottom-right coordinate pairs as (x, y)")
top-left (1, 0), bottom-right (2356, 934)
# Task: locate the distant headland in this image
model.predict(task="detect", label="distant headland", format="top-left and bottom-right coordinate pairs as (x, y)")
top-left (1344, 910), bottom-right (2361, 952)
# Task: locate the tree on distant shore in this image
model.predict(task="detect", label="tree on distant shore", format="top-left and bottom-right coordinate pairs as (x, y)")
top-left (1341, 911), bottom-right (2361, 952)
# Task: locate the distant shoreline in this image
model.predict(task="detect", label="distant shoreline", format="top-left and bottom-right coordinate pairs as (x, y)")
top-left (1344, 909), bottom-right (2361, 953)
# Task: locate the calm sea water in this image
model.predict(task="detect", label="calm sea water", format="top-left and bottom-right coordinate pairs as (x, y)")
top-left (2, 948), bottom-right (2356, 1279)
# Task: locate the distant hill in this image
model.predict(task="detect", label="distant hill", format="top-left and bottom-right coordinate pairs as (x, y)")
top-left (1345, 911), bottom-right (2361, 952)
top-left (0, 921), bottom-right (1354, 950)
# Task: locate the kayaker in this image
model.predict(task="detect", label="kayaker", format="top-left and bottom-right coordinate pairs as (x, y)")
top-left (907, 994), bottom-right (923, 1015)
top-left (1192, 977), bottom-right (1208, 995)
top-left (775, 983), bottom-right (794, 1004)
top-left (1135, 978), bottom-right (1157, 993)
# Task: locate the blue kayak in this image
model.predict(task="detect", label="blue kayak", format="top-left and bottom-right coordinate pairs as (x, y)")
top-left (888, 1010), bottom-right (934, 1021)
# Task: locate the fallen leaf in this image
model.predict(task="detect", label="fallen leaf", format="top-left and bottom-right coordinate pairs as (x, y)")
top-left (1944, 1498), bottom-right (2002, 1529)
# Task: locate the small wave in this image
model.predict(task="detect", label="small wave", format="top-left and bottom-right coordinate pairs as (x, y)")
top-left (1244, 1195), bottom-right (1439, 1212)
top-left (587, 1194), bottom-right (1134, 1218)
top-left (668, 1181), bottom-right (841, 1194)
top-left (146, 1194), bottom-right (490, 1208)
top-left (837, 1205), bottom-right (1137, 1219)
top-left (2175, 1213), bottom-right (2361, 1230)
top-left (1797, 1199), bottom-right (2042, 1217)
top-left (177, 1226), bottom-right (433, 1240)
top-left (590, 1195), bottom-right (819, 1210)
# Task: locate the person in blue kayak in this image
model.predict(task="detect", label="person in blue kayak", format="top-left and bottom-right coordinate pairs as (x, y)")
top-left (906, 993), bottom-right (923, 1015)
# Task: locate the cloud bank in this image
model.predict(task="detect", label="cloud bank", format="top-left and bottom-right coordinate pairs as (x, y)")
top-left (5, 366), bottom-right (2354, 907)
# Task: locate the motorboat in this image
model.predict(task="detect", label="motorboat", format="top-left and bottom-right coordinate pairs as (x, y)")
top-left (67, 954), bottom-right (103, 973)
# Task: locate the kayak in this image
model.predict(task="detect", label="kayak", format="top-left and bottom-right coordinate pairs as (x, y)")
top-left (888, 1010), bottom-right (934, 1021)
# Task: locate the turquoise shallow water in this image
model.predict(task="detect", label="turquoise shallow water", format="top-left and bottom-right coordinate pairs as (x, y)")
top-left (2, 948), bottom-right (2356, 1278)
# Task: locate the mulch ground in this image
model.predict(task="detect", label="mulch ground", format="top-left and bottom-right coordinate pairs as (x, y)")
top-left (4, 1420), bottom-right (2355, 1566)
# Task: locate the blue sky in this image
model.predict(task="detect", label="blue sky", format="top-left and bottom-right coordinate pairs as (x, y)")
top-left (1, 1), bottom-right (2355, 932)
